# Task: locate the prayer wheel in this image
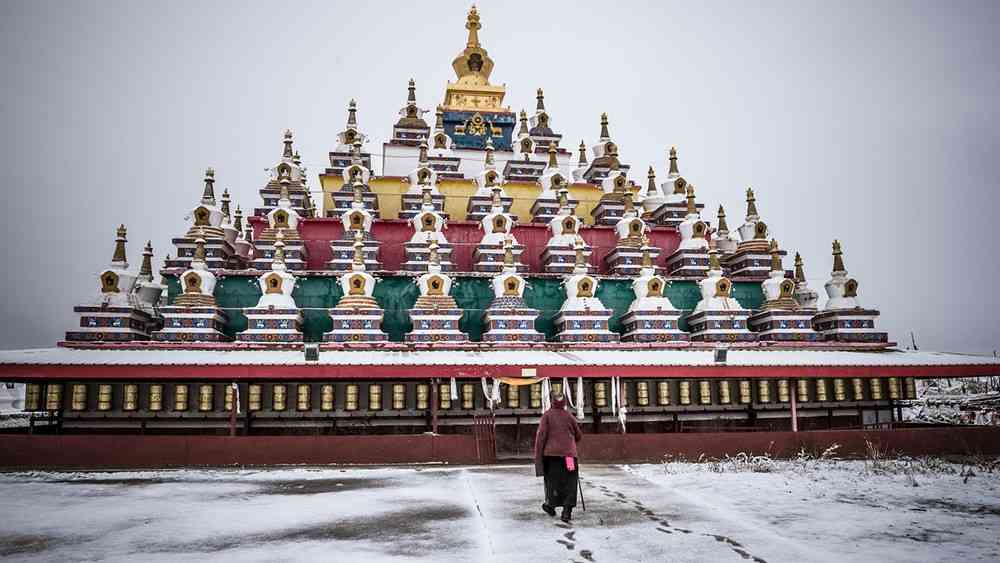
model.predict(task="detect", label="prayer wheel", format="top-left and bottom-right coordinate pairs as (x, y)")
top-left (123, 384), bottom-right (138, 411)
top-left (504, 384), bottom-right (518, 408)
top-left (437, 384), bottom-right (450, 409)
top-left (636, 381), bottom-right (650, 406)
top-left (833, 379), bottom-right (846, 401)
top-left (322, 384), bottom-right (335, 411)
top-left (347, 384), bottom-right (360, 411)
top-left (248, 384), bottom-right (262, 411)
top-left (698, 381), bottom-right (712, 405)
top-left (45, 383), bottom-right (63, 411)
top-left (797, 380), bottom-right (809, 403)
top-left (461, 383), bottom-right (474, 409)
top-left (815, 379), bottom-right (829, 402)
top-left (198, 384), bottom-right (213, 412)
top-left (24, 383), bottom-right (41, 411)
top-left (904, 378), bottom-right (917, 399)
top-left (96, 384), bottom-right (112, 411)
top-left (272, 384), bottom-right (287, 411)
top-left (851, 378), bottom-right (864, 401)
top-left (738, 380), bottom-right (752, 404)
top-left (392, 384), bottom-right (406, 410)
top-left (679, 381), bottom-right (691, 405)
top-left (869, 378), bottom-right (883, 400)
top-left (718, 380), bottom-right (731, 405)
top-left (594, 382), bottom-right (608, 407)
top-left (777, 379), bottom-right (790, 403)
top-left (297, 384), bottom-right (311, 411)
top-left (656, 381), bottom-right (670, 405)
top-left (149, 384), bottom-right (163, 411)
top-left (71, 383), bottom-right (87, 411)
top-left (757, 380), bottom-right (771, 403)
top-left (173, 384), bottom-right (188, 411)
top-left (887, 377), bottom-right (900, 400)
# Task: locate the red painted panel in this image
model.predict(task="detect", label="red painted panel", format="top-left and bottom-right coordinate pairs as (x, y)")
top-left (251, 217), bottom-right (681, 274)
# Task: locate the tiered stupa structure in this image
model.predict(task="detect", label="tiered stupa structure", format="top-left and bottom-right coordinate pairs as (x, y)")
top-left (725, 188), bottom-right (779, 278)
top-left (664, 186), bottom-right (710, 277)
top-left (711, 205), bottom-right (739, 255)
top-left (251, 179), bottom-right (308, 271)
top-left (685, 250), bottom-right (756, 342)
top-left (649, 147), bottom-right (701, 227)
top-left (747, 240), bottom-right (821, 342)
top-left (792, 252), bottom-right (820, 310)
top-left (321, 100), bottom-right (375, 202)
top-left (425, 107), bottom-right (462, 178)
top-left (400, 139), bottom-right (449, 221)
top-left (503, 110), bottom-right (546, 182)
top-left (324, 232), bottom-right (388, 343)
top-left (528, 88), bottom-right (563, 149)
top-left (590, 165), bottom-right (631, 226)
top-left (237, 231), bottom-right (303, 343)
top-left (66, 225), bottom-right (154, 342)
top-left (480, 238), bottom-right (545, 344)
top-left (402, 200), bottom-right (454, 272)
top-left (605, 193), bottom-right (661, 276)
top-left (465, 138), bottom-right (512, 222)
top-left (405, 242), bottom-right (468, 343)
top-left (166, 168), bottom-right (236, 270)
top-left (811, 241), bottom-right (888, 343)
top-left (328, 141), bottom-right (381, 219)
top-left (472, 199), bottom-right (526, 273)
top-left (152, 230), bottom-right (229, 342)
top-left (620, 240), bottom-right (688, 343)
top-left (530, 143), bottom-right (577, 224)
top-left (578, 113), bottom-right (631, 185)
top-left (638, 166), bottom-right (667, 220)
top-left (254, 130), bottom-right (309, 217)
top-left (540, 206), bottom-right (592, 275)
top-left (553, 245), bottom-right (619, 343)
top-left (133, 240), bottom-right (165, 320)
top-left (390, 79), bottom-right (430, 146)
top-left (327, 179), bottom-right (381, 271)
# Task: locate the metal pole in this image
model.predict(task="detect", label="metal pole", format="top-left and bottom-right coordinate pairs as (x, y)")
top-left (431, 377), bottom-right (439, 434)
top-left (790, 379), bottom-right (799, 433)
top-left (228, 382), bottom-right (237, 437)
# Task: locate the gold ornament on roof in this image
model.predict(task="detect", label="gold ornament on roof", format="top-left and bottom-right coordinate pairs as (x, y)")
top-left (443, 6), bottom-right (505, 111)
top-left (832, 240), bottom-right (845, 272)
top-left (769, 239), bottom-right (782, 272)
top-left (794, 252), bottom-right (805, 282)
top-left (112, 224), bottom-right (128, 264)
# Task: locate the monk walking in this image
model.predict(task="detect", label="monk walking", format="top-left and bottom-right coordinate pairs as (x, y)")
top-left (534, 390), bottom-right (583, 522)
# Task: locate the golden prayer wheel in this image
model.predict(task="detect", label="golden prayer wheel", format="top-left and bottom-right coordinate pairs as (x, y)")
top-left (797, 380), bottom-right (810, 403)
top-left (462, 383), bottom-right (474, 409)
top-left (123, 384), bottom-right (138, 411)
top-left (657, 381), bottom-right (670, 406)
top-left (45, 384), bottom-right (63, 411)
top-left (346, 384), bottom-right (360, 411)
top-left (551, 382), bottom-right (563, 396)
top-left (297, 384), bottom-right (311, 411)
top-left (98, 384), bottom-right (113, 411)
top-left (248, 384), bottom-right (262, 411)
top-left (904, 377), bottom-right (917, 399)
top-left (272, 384), bottom-right (287, 411)
top-left (439, 384), bottom-right (451, 409)
top-left (869, 378), bottom-right (883, 400)
top-left (392, 384), bottom-right (406, 410)
top-left (173, 384), bottom-right (188, 411)
top-left (777, 380), bottom-right (790, 403)
top-left (851, 378), bottom-right (864, 401)
top-left (833, 379), bottom-right (846, 401)
top-left (505, 384), bottom-right (519, 408)
top-left (739, 380), bottom-right (752, 404)
top-left (594, 382), bottom-right (607, 407)
top-left (71, 384), bottom-right (87, 411)
top-left (887, 377), bottom-right (900, 400)
top-left (322, 384), bottom-right (335, 411)
top-left (224, 384), bottom-right (234, 411)
top-left (718, 380), bottom-right (731, 405)
top-left (757, 380), bottom-right (771, 403)
top-left (25, 383), bottom-right (41, 411)
top-left (815, 379), bottom-right (828, 402)
top-left (679, 381), bottom-right (692, 405)
top-left (698, 381), bottom-right (712, 405)
top-left (149, 384), bottom-right (163, 412)
top-left (198, 384), bottom-right (213, 412)
top-left (636, 381), bottom-right (650, 406)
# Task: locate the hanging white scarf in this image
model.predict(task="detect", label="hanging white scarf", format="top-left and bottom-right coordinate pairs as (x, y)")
top-left (541, 378), bottom-right (551, 413)
top-left (480, 377), bottom-right (501, 410)
top-left (450, 377), bottom-right (458, 401)
top-left (616, 377), bottom-right (628, 432)
top-left (576, 377), bottom-right (584, 420)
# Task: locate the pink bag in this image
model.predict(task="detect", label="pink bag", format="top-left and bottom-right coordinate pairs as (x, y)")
top-left (565, 456), bottom-right (576, 471)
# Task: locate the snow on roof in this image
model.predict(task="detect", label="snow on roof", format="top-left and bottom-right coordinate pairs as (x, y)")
top-left (0, 347), bottom-right (996, 369)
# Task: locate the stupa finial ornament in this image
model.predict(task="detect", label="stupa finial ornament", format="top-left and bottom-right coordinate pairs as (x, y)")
top-left (832, 239), bottom-right (845, 272)
top-left (646, 166), bottom-right (659, 197)
top-left (641, 235), bottom-right (653, 268)
top-left (769, 239), bottom-right (782, 272)
top-left (347, 99), bottom-right (358, 127)
top-left (794, 252), bottom-right (806, 282)
top-left (139, 240), bottom-right (154, 280)
top-left (578, 140), bottom-right (588, 166)
top-left (685, 185), bottom-right (697, 215)
top-left (485, 136), bottom-right (495, 166)
top-left (547, 143), bottom-right (558, 168)
top-left (746, 187), bottom-right (759, 219)
top-left (503, 235), bottom-right (515, 268)
top-left (466, 5), bottom-right (481, 48)
top-left (201, 168), bottom-right (216, 205)
top-left (112, 224), bottom-right (128, 265)
top-left (233, 205), bottom-right (243, 232)
top-left (669, 146), bottom-right (679, 175)
top-left (407, 78), bottom-right (416, 103)
top-left (573, 235), bottom-right (587, 272)
top-left (283, 129), bottom-right (293, 158)
top-left (599, 112), bottom-right (610, 141)
top-left (708, 248), bottom-right (722, 272)
top-left (717, 205), bottom-right (729, 233)
top-left (192, 227), bottom-right (208, 268)
top-left (536, 88), bottom-right (545, 111)
top-left (418, 137), bottom-right (429, 164)
top-left (518, 109), bottom-right (529, 137)
top-left (272, 229), bottom-right (286, 270)
top-left (352, 229), bottom-right (365, 270)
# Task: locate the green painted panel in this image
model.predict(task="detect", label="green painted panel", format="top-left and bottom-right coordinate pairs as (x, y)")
top-left (451, 278), bottom-right (494, 341)
top-left (292, 277), bottom-right (341, 341)
top-left (594, 279), bottom-right (635, 334)
top-left (215, 276), bottom-right (262, 338)
top-left (733, 282), bottom-right (765, 311)
top-left (372, 277), bottom-right (419, 342)
top-left (523, 278), bottom-right (565, 340)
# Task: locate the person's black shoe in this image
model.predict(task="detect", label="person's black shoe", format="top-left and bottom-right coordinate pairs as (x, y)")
top-left (561, 507), bottom-right (573, 522)
top-left (542, 503), bottom-right (556, 517)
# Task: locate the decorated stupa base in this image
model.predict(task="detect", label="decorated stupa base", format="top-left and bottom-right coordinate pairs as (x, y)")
top-left (324, 309), bottom-right (388, 343)
top-left (481, 307), bottom-right (547, 343)
top-left (502, 158), bottom-right (546, 182)
top-left (406, 311), bottom-right (468, 343)
top-left (166, 237), bottom-right (235, 270)
top-left (725, 248), bottom-right (784, 279)
top-left (327, 239), bottom-right (382, 271)
top-left (665, 249), bottom-right (710, 278)
top-left (399, 194), bottom-right (448, 221)
top-left (152, 307), bottom-right (230, 342)
top-left (402, 242), bottom-right (455, 272)
top-left (541, 246), bottom-right (595, 275)
top-left (553, 310), bottom-right (619, 343)
top-left (251, 240), bottom-right (309, 271)
top-left (653, 201), bottom-right (707, 228)
top-left (466, 195), bottom-right (515, 223)
top-left (591, 197), bottom-right (627, 226)
top-left (685, 310), bottom-right (757, 342)
top-left (581, 163), bottom-right (632, 186)
top-left (530, 197), bottom-right (578, 224)
top-left (473, 244), bottom-right (528, 273)
top-left (748, 310), bottom-right (822, 342)
top-left (253, 190), bottom-right (307, 218)
top-left (66, 306), bottom-right (154, 342)
top-left (325, 151), bottom-right (374, 184)
top-left (605, 246), bottom-right (662, 277)
top-left (236, 310), bottom-right (304, 343)
top-left (620, 311), bottom-right (689, 343)
top-left (811, 309), bottom-right (888, 343)
top-left (329, 191), bottom-right (381, 219)
top-left (427, 155), bottom-right (463, 179)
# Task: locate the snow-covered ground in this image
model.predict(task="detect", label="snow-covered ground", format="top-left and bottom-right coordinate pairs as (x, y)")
top-left (0, 459), bottom-right (998, 562)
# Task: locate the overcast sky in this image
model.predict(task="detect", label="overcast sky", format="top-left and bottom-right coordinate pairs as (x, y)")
top-left (1, 0), bottom-right (998, 354)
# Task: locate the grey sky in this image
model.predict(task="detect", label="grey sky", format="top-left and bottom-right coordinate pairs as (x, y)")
top-left (1, 0), bottom-right (998, 353)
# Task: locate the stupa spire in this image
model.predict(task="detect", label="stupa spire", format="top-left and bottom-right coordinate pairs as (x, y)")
top-left (746, 187), bottom-right (759, 219)
top-left (418, 137), bottom-right (429, 164)
top-left (832, 239), bottom-right (845, 272)
top-left (794, 252), bottom-right (806, 282)
top-left (484, 136), bottom-right (495, 166)
top-left (769, 239), bottom-right (782, 272)
top-left (465, 5), bottom-right (481, 48)
top-left (112, 224), bottom-right (128, 265)
top-left (407, 78), bottom-right (416, 104)
top-left (139, 240), bottom-right (154, 280)
top-left (233, 205), bottom-right (244, 232)
top-left (536, 88), bottom-right (545, 112)
top-left (220, 188), bottom-right (231, 221)
top-left (708, 248), bottom-right (722, 272)
top-left (282, 129), bottom-right (293, 158)
top-left (573, 235), bottom-right (588, 274)
top-left (347, 99), bottom-right (358, 128)
top-left (547, 142), bottom-right (558, 168)
top-left (668, 146), bottom-right (679, 175)
top-left (577, 140), bottom-right (588, 166)
top-left (518, 110), bottom-right (529, 137)
top-left (434, 106), bottom-right (445, 131)
top-left (685, 185), bottom-right (697, 215)
top-left (352, 229), bottom-right (366, 271)
top-left (192, 228), bottom-right (208, 269)
top-left (646, 166), bottom-right (660, 197)
top-left (503, 235), bottom-right (515, 269)
top-left (201, 168), bottom-right (216, 205)
top-left (599, 112), bottom-right (610, 141)
top-left (717, 205), bottom-right (729, 233)
top-left (272, 229), bottom-right (286, 270)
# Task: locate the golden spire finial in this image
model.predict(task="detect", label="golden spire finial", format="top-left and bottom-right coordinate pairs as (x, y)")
top-left (574, 235), bottom-right (587, 270)
top-left (685, 185), bottom-right (697, 215)
top-left (794, 252), bottom-right (805, 282)
top-left (547, 143), bottom-right (558, 168)
top-left (536, 88), bottom-right (545, 111)
top-left (518, 109), bottom-right (529, 137)
top-left (623, 187), bottom-right (635, 214)
top-left (352, 229), bottom-right (365, 268)
top-left (503, 235), bottom-right (514, 267)
top-left (485, 136), bottom-right (495, 166)
top-left (717, 205), bottom-right (729, 233)
top-left (353, 179), bottom-right (365, 204)
top-left (220, 188), bottom-right (231, 220)
top-left (139, 240), bottom-right (154, 279)
top-left (708, 248), bottom-right (721, 271)
top-left (577, 140), bottom-right (587, 165)
top-left (434, 106), bottom-right (445, 130)
top-left (234, 205), bottom-right (243, 232)
top-left (465, 5), bottom-right (482, 48)
top-left (832, 240), bottom-right (845, 272)
top-left (647, 166), bottom-right (658, 196)
top-left (599, 112), bottom-right (610, 140)
top-left (769, 239), bottom-right (782, 272)
top-left (641, 235), bottom-right (653, 267)
top-left (491, 186), bottom-right (502, 208)
top-left (347, 99), bottom-right (357, 127)
top-left (283, 129), bottom-right (293, 158)
top-left (668, 146), bottom-right (679, 175)
top-left (112, 224), bottom-right (128, 264)
top-left (746, 187), bottom-right (759, 218)
top-left (418, 137), bottom-right (428, 163)
top-left (193, 227), bottom-right (208, 265)
top-left (201, 167), bottom-right (216, 204)
top-left (428, 239), bottom-right (440, 267)
top-left (407, 78), bottom-right (416, 103)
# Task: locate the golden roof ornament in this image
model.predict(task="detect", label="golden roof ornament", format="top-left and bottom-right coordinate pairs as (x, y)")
top-left (352, 229), bottom-right (365, 268)
top-left (574, 235), bottom-right (587, 270)
top-left (623, 188), bottom-right (635, 214)
top-left (794, 252), bottom-right (806, 282)
top-left (220, 189), bottom-right (231, 220)
top-left (201, 168), bottom-right (216, 205)
top-left (234, 205), bottom-right (243, 231)
top-left (352, 180), bottom-right (365, 204)
top-left (599, 113), bottom-right (610, 141)
top-left (112, 224), bottom-right (128, 264)
top-left (491, 186), bottom-right (502, 209)
top-left (769, 239), bottom-right (782, 272)
top-left (668, 146), bottom-right (679, 175)
top-left (640, 235), bottom-right (653, 268)
top-left (547, 143), bottom-right (558, 168)
top-left (273, 229), bottom-right (286, 266)
top-left (347, 99), bottom-right (358, 128)
top-left (518, 110), bottom-right (529, 137)
top-left (444, 6), bottom-right (503, 110)
top-left (708, 248), bottom-right (722, 271)
top-left (283, 129), bottom-right (294, 158)
top-left (832, 239), bottom-right (845, 272)
top-left (139, 240), bottom-right (154, 279)
top-left (407, 78), bottom-right (416, 104)
top-left (746, 187), bottom-right (759, 219)
top-left (578, 140), bottom-right (587, 165)
top-left (484, 136), bottom-right (495, 166)
top-left (503, 235), bottom-right (514, 267)
top-left (717, 205), bottom-right (729, 233)
top-left (558, 188), bottom-right (569, 208)
top-left (685, 185), bottom-right (697, 215)
top-left (418, 137), bottom-right (429, 164)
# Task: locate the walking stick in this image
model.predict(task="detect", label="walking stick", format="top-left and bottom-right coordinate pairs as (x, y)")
top-left (577, 462), bottom-right (586, 511)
